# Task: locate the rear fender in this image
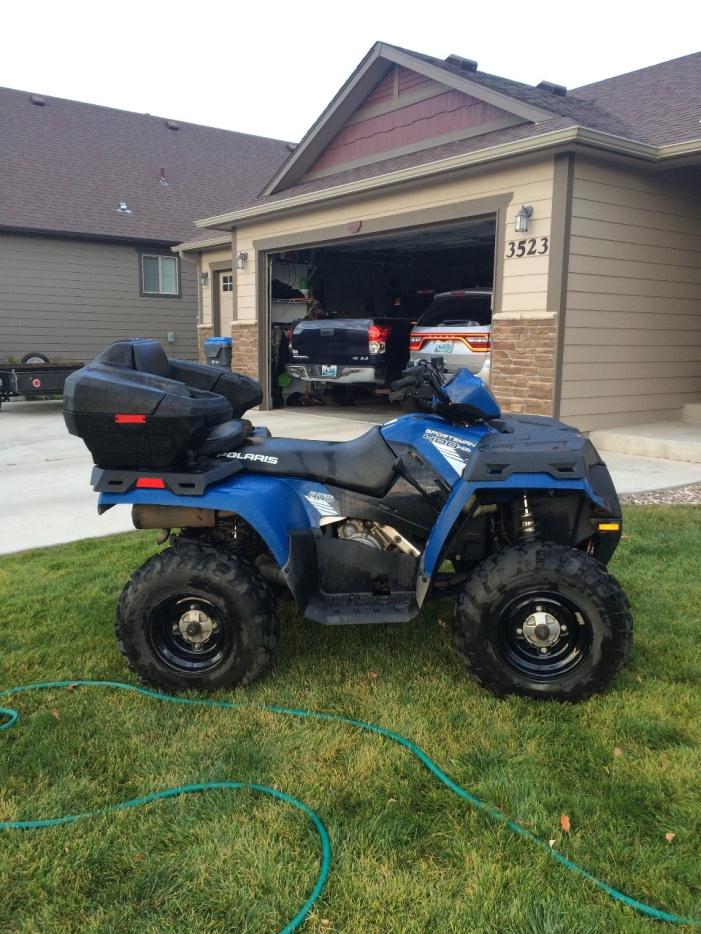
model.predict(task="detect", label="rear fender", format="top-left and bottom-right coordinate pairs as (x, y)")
top-left (99, 474), bottom-right (337, 569)
top-left (417, 473), bottom-right (605, 606)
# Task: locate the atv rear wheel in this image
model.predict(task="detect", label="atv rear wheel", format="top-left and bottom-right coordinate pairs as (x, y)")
top-left (454, 543), bottom-right (632, 701)
top-left (116, 543), bottom-right (278, 692)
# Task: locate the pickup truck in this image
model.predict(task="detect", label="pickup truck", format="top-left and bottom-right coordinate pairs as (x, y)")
top-left (286, 317), bottom-right (413, 398)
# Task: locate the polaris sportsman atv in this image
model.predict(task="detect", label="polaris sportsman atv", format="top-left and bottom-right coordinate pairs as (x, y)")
top-left (64, 339), bottom-right (632, 701)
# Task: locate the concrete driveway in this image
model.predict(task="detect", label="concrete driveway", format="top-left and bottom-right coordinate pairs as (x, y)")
top-left (2, 399), bottom-right (701, 556)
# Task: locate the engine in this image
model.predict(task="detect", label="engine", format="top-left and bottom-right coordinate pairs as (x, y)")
top-left (329, 519), bottom-right (420, 556)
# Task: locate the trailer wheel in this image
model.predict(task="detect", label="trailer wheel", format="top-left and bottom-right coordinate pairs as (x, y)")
top-left (116, 543), bottom-right (278, 692)
top-left (20, 352), bottom-right (50, 364)
top-left (453, 543), bottom-right (632, 701)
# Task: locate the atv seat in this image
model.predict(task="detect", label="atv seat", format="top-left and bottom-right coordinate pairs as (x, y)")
top-left (234, 426), bottom-right (398, 498)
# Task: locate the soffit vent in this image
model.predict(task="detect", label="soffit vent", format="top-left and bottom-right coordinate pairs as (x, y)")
top-left (537, 81), bottom-right (567, 97)
top-left (445, 54), bottom-right (478, 73)
top-left (30, 94), bottom-right (46, 106)
top-left (166, 120), bottom-right (179, 130)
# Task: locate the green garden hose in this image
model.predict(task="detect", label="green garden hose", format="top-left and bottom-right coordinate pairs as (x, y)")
top-left (1, 679), bottom-right (698, 930)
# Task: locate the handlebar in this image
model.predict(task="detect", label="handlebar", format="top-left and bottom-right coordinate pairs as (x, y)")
top-left (389, 359), bottom-right (451, 406)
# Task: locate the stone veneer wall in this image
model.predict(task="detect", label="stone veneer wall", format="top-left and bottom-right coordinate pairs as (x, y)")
top-left (490, 312), bottom-right (557, 416)
top-left (196, 324), bottom-right (213, 363)
top-left (231, 321), bottom-right (259, 380)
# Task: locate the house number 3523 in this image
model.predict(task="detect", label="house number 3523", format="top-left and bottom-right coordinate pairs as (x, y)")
top-left (505, 237), bottom-right (549, 258)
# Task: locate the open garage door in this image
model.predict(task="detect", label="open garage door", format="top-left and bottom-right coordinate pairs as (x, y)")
top-left (267, 215), bottom-right (496, 409)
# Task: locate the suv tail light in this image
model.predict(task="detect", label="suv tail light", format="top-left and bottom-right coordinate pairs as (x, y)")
top-left (368, 323), bottom-right (391, 355)
top-left (409, 333), bottom-right (422, 351)
top-left (465, 333), bottom-right (491, 352)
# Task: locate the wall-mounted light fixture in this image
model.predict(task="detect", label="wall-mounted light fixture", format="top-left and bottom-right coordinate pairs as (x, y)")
top-left (514, 205), bottom-right (533, 234)
top-left (200, 271), bottom-right (209, 287)
top-left (236, 250), bottom-right (248, 270)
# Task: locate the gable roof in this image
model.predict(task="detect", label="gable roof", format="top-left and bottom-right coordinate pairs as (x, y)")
top-left (0, 87), bottom-right (292, 243)
top-left (262, 42), bottom-right (554, 195)
top-left (194, 42), bottom-right (701, 235)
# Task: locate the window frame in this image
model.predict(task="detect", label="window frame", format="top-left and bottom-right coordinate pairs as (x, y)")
top-left (138, 252), bottom-right (182, 298)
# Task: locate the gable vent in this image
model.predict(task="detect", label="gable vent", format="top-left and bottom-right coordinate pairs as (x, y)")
top-left (445, 54), bottom-right (478, 73)
top-left (166, 120), bottom-right (179, 130)
top-left (537, 81), bottom-right (567, 97)
top-left (30, 94), bottom-right (46, 106)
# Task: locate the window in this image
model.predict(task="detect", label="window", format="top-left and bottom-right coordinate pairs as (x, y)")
top-left (221, 274), bottom-right (233, 292)
top-left (141, 254), bottom-right (180, 296)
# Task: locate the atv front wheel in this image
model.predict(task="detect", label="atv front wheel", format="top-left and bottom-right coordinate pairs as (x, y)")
top-left (454, 543), bottom-right (632, 701)
top-left (116, 544), bottom-right (278, 692)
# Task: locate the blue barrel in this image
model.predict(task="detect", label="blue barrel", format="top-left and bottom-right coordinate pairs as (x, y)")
top-left (204, 336), bottom-right (232, 369)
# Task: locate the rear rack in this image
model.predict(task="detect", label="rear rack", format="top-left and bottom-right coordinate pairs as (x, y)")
top-left (91, 459), bottom-right (242, 496)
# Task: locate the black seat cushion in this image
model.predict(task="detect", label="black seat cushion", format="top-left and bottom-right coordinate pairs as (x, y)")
top-left (233, 426), bottom-right (398, 497)
top-left (198, 419), bottom-right (253, 455)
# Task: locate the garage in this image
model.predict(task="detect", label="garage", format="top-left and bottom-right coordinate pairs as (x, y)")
top-left (266, 215), bottom-right (496, 407)
top-left (184, 43), bottom-right (701, 431)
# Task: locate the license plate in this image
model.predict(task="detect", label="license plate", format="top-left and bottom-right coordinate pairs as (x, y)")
top-left (321, 365), bottom-right (337, 378)
top-left (433, 341), bottom-right (453, 354)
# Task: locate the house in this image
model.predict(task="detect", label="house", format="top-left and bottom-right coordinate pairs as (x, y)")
top-left (0, 88), bottom-right (291, 363)
top-left (179, 43), bottom-right (701, 432)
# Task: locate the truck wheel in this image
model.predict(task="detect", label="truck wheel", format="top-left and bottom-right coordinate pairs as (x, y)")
top-left (453, 543), bottom-right (632, 701)
top-left (116, 543), bottom-right (278, 692)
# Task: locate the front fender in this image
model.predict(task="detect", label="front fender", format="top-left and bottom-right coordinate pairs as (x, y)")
top-left (418, 473), bottom-right (605, 605)
top-left (99, 474), bottom-right (331, 568)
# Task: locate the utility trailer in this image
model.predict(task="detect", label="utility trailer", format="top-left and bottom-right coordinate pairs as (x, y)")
top-left (0, 354), bottom-right (84, 410)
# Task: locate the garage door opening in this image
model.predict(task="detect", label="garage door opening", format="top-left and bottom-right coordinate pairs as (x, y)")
top-left (267, 215), bottom-right (496, 409)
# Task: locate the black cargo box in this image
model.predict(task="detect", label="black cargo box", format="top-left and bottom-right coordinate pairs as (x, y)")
top-left (63, 339), bottom-right (262, 469)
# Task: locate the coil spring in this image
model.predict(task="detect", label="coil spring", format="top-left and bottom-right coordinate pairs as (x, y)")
top-left (519, 493), bottom-right (538, 543)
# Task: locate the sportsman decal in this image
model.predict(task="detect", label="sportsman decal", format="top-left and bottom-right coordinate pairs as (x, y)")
top-left (422, 428), bottom-right (476, 476)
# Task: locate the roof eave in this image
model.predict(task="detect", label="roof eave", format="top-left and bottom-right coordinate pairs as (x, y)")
top-left (195, 125), bottom-right (667, 231)
top-left (174, 234), bottom-right (232, 254)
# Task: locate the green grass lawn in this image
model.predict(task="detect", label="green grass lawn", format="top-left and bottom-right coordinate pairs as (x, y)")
top-left (1, 507), bottom-right (699, 933)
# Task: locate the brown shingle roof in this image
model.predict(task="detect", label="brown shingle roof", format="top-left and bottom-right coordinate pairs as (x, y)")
top-left (0, 87), bottom-right (292, 242)
top-left (571, 51), bottom-right (701, 145)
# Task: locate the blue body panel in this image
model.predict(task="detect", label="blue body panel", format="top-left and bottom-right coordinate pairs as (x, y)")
top-left (100, 475), bottom-right (343, 567)
top-left (420, 473), bottom-right (604, 581)
top-left (381, 414), bottom-right (492, 486)
top-left (444, 369), bottom-right (501, 418)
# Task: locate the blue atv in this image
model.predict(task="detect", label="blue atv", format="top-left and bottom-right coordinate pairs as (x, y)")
top-left (64, 339), bottom-right (632, 701)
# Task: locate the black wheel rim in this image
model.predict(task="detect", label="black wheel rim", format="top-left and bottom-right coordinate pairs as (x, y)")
top-left (496, 591), bottom-right (593, 681)
top-left (147, 595), bottom-right (235, 676)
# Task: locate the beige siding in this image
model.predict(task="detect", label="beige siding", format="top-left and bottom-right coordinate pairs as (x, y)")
top-left (0, 234), bottom-right (198, 361)
top-left (198, 246), bottom-right (235, 330)
top-left (560, 158), bottom-right (701, 431)
top-left (230, 157), bottom-right (556, 324)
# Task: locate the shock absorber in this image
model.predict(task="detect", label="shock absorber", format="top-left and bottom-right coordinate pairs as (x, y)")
top-left (519, 492), bottom-right (538, 543)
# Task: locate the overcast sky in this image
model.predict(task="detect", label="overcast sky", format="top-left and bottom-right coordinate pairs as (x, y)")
top-left (3, 0), bottom-right (699, 142)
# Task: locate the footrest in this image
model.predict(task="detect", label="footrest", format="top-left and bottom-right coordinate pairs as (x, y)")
top-left (305, 592), bottom-right (417, 625)
top-left (91, 459), bottom-right (242, 496)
